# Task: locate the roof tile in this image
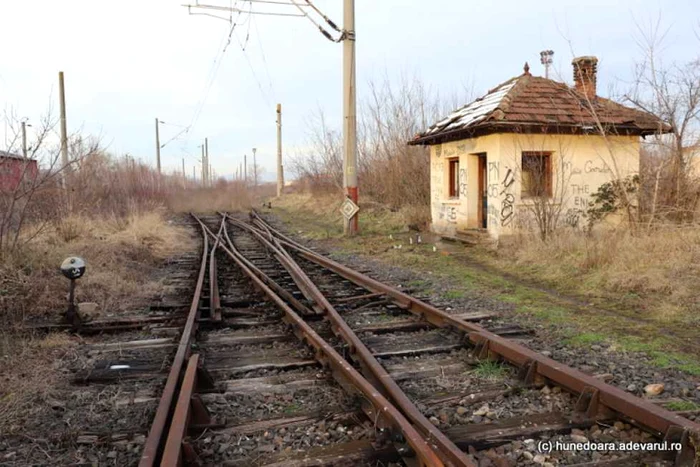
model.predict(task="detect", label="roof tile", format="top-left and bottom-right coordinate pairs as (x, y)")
top-left (411, 73), bottom-right (670, 144)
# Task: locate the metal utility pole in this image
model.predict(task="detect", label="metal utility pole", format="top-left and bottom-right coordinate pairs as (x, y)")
top-left (58, 71), bottom-right (69, 189)
top-left (155, 118), bottom-right (161, 173)
top-left (342, 0), bottom-right (359, 235)
top-left (244, 154), bottom-right (248, 186)
top-left (200, 144), bottom-right (206, 185)
top-left (276, 103), bottom-right (284, 197)
top-left (252, 147), bottom-right (258, 189)
top-left (182, 158), bottom-right (186, 187)
top-left (193, 165), bottom-right (196, 181)
top-left (21, 121), bottom-right (27, 158)
top-left (205, 138), bottom-right (210, 186)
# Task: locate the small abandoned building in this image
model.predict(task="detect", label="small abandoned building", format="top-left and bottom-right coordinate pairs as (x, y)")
top-left (409, 57), bottom-right (669, 240)
top-left (0, 150), bottom-right (38, 192)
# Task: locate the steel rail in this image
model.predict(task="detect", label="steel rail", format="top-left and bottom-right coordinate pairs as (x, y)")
top-left (162, 353), bottom-right (201, 465)
top-left (251, 212), bottom-right (700, 452)
top-left (195, 216), bottom-right (445, 467)
top-left (139, 217), bottom-right (210, 467)
top-left (208, 222), bottom-right (223, 321)
top-left (227, 214), bottom-right (475, 467)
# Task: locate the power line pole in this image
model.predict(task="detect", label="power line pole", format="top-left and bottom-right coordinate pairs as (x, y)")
top-left (193, 165), bottom-right (196, 182)
top-left (276, 103), bottom-right (284, 197)
top-left (201, 144), bottom-right (206, 185)
top-left (205, 138), bottom-right (210, 186)
top-left (244, 154), bottom-right (248, 186)
top-left (182, 158), bottom-right (186, 187)
top-left (21, 121), bottom-right (27, 158)
top-left (252, 147), bottom-right (258, 190)
top-left (155, 118), bottom-right (161, 174)
top-left (58, 71), bottom-right (69, 189)
top-left (343, 0), bottom-right (359, 235)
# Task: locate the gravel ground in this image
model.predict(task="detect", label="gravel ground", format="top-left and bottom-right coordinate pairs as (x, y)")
top-left (262, 216), bottom-right (698, 466)
top-left (317, 246), bottom-right (700, 408)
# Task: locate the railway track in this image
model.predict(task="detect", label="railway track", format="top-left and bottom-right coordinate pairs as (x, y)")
top-left (28, 213), bottom-right (696, 465)
top-left (124, 211), bottom-right (698, 466)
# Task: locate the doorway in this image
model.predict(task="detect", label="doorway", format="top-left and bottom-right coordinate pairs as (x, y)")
top-left (477, 154), bottom-right (488, 229)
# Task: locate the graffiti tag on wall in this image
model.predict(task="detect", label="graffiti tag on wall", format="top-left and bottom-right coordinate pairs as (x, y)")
top-left (459, 168), bottom-right (467, 197)
top-left (500, 168), bottom-right (516, 227)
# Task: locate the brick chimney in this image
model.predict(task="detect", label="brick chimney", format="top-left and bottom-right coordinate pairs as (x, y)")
top-left (572, 56), bottom-right (598, 100)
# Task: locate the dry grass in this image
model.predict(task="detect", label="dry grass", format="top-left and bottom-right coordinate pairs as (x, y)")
top-left (0, 332), bottom-right (78, 432)
top-left (0, 208), bottom-right (196, 324)
top-left (272, 193), bottom-right (430, 238)
top-left (168, 181), bottom-right (262, 213)
top-left (491, 226), bottom-right (700, 325)
top-left (0, 209), bottom-right (196, 434)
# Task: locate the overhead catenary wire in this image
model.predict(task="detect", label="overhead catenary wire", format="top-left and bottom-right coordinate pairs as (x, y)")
top-left (184, 3), bottom-right (305, 17)
top-left (186, 3), bottom-right (247, 137)
top-left (303, 0), bottom-right (340, 32)
top-left (289, 0), bottom-right (342, 42)
top-left (244, 0), bottom-right (309, 5)
top-left (252, 14), bottom-right (276, 101)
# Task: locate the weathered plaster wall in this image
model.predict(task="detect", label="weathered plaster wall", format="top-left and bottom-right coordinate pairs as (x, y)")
top-left (497, 133), bottom-right (640, 238)
top-left (430, 134), bottom-right (500, 236)
top-left (430, 133), bottom-right (640, 239)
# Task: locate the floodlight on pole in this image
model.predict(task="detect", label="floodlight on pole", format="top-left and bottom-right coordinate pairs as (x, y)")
top-left (540, 50), bottom-right (554, 79)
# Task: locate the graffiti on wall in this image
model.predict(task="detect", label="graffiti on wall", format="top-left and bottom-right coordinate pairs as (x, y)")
top-left (459, 168), bottom-right (467, 197)
top-left (564, 208), bottom-right (585, 228)
top-left (438, 204), bottom-right (458, 223)
top-left (500, 168), bottom-right (516, 227)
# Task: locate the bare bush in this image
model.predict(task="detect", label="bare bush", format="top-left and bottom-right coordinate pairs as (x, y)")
top-left (624, 18), bottom-right (700, 224)
top-left (291, 74), bottom-right (471, 213)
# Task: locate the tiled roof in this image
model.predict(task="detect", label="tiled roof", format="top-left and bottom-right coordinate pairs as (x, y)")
top-left (410, 72), bottom-right (670, 145)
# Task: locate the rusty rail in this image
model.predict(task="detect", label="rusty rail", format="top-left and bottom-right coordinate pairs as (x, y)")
top-left (208, 222), bottom-right (223, 322)
top-left (228, 214), bottom-right (474, 467)
top-left (194, 216), bottom-right (446, 467)
top-left (251, 211), bottom-right (700, 460)
top-left (139, 217), bottom-right (210, 467)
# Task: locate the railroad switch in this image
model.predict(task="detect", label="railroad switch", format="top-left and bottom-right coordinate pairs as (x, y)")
top-left (60, 256), bottom-right (86, 330)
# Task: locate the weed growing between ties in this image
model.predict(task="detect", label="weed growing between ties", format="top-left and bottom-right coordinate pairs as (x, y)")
top-left (472, 360), bottom-right (510, 380)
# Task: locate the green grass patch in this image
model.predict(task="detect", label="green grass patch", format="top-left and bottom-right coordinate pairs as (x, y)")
top-left (283, 402), bottom-right (302, 414)
top-left (665, 400), bottom-right (700, 411)
top-left (472, 360), bottom-right (509, 380)
top-left (443, 289), bottom-right (465, 299)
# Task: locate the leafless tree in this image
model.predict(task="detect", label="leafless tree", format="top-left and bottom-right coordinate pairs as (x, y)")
top-left (291, 73), bottom-right (473, 210)
top-left (623, 17), bottom-right (700, 223)
top-left (508, 135), bottom-right (575, 241)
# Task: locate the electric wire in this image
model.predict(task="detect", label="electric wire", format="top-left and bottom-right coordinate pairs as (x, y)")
top-left (289, 0), bottom-right (341, 42)
top-left (304, 0), bottom-right (340, 32)
top-left (252, 14), bottom-right (276, 101)
top-left (185, 3), bottom-right (304, 17)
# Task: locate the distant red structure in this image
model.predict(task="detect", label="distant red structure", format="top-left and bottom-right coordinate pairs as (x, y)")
top-left (0, 151), bottom-right (38, 192)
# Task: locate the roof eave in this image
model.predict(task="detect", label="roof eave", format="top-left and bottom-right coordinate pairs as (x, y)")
top-left (408, 121), bottom-right (671, 146)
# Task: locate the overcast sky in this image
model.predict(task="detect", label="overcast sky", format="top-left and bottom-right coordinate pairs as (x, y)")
top-left (1, 1), bottom-right (698, 180)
